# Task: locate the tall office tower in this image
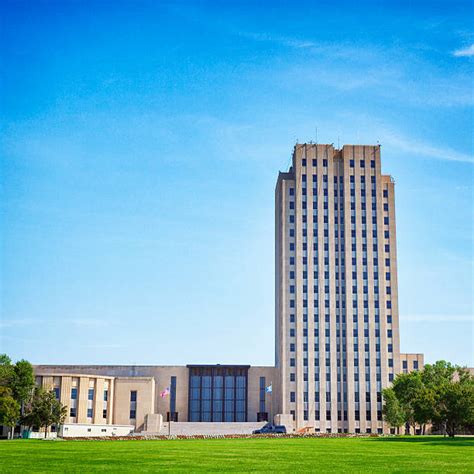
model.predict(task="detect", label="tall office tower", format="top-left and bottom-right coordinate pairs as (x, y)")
top-left (275, 144), bottom-right (400, 433)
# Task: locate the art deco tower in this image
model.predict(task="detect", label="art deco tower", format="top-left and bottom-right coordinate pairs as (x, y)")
top-left (275, 144), bottom-right (400, 433)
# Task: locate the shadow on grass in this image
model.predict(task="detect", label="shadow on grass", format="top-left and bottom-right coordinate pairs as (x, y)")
top-left (370, 436), bottom-right (474, 447)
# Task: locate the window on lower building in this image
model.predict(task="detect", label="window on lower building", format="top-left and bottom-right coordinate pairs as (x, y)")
top-left (87, 408), bottom-right (93, 418)
top-left (70, 407), bottom-right (76, 417)
top-left (130, 391), bottom-right (137, 419)
top-left (188, 366), bottom-right (248, 422)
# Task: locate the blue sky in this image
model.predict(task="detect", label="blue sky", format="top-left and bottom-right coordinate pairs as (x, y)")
top-left (1, 0), bottom-right (473, 366)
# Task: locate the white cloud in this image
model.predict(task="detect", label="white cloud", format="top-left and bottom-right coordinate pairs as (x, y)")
top-left (332, 113), bottom-right (474, 165)
top-left (239, 31), bottom-right (315, 49)
top-left (80, 343), bottom-right (124, 350)
top-left (0, 319), bottom-right (37, 329)
top-left (70, 319), bottom-right (112, 328)
top-left (239, 31), bottom-right (380, 60)
top-left (402, 314), bottom-right (473, 322)
top-left (381, 129), bottom-right (474, 164)
top-left (0, 318), bottom-right (115, 329)
top-left (453, 44), bottom-right (474, 57)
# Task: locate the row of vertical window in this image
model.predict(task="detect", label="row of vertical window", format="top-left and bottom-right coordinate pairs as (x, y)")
top-left (299, 159), bottom-right (376, 169)
top-left (289, 285), bottom-right (391, 294)
top-left (290, 391), bottom-right (383, 403)
top-left (289, 299), bottom-right (392, 309)
top-left (70, 387), bottom-right (108, 401)
top-left (289, 313), bottom-right (389, 323)
top-left (288, 353), bottom-right (393, 366)
top-left (69, 388), bottom-right (108, 419)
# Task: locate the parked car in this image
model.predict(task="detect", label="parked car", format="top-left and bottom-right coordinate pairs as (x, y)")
top-left (253, 425), bottom-right (287, 434)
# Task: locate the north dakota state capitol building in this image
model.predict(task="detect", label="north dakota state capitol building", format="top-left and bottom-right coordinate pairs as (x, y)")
top-left (35, 144), bottom-right (424, 437)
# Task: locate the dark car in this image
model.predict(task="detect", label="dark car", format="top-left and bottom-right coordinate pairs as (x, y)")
top-left (253, 425), bottom-right (287, 434)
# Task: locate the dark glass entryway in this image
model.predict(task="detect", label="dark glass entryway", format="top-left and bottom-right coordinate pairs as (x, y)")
top-left (187, 365), bottom-right (249, 422)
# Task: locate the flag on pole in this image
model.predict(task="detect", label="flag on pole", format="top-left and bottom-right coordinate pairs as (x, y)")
top-left (265, 384), bottom-right (272, 393)
top-left (160, 387), bottom-right (170, 398)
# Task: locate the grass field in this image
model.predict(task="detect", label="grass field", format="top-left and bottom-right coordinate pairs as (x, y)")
top-left (1, 436), bottom-right (473, 472)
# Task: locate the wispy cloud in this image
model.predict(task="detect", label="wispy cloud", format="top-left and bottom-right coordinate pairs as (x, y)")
top-left (80, 343), bottom-right (124, 350)
top-left (0, 318), bottom-right (116, 329)
top-left (453, 44), bottom-right (474, 57)
top-left (382, 130), bottom-right (474, 164)
top-left (240, 30), bottom-right (473, 107)
top-left (239, 31), bottom-right (381, 61)
top-left (402, 314), bottom-right (473, 322)
top-left (325, 112), bottom-right (473, 165)
top-left (70, 319), bottom-right (113, 328)
top-left (0, 319), bottom-right (39, 329)
top-left (240, 32), bottom-right (316, 49)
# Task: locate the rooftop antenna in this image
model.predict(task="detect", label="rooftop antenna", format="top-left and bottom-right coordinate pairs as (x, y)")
top-left (337, 135), bottom-right (340, 149)
top-left (315, 127), bottom-right (318, 145)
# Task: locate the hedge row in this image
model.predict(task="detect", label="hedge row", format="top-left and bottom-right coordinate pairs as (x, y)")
top-left (58, 432), bottom-right (386, 441)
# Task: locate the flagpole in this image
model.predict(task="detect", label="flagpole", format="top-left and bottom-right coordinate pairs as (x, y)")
top-left (168, 389), bottom-right (171, 437)
top-left (270, 381), bottom-right (273, 426)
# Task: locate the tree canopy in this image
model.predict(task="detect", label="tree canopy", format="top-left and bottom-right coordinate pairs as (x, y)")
top-left (0, 353), bottom-right (65, 438)
top-left (383, 361), bottom-right (474, 437)
top-left (0, 386), bottom-right (20, 432)
top-left (22, 387), bottom-right (67, 437)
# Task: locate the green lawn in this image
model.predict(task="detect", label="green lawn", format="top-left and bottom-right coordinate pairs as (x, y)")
top-left (0, 436), bottom-right (473, 472)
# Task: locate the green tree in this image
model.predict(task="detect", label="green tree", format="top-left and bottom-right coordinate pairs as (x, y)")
top-left (412, 387), bottom-right (436, 434)
top-left (0, 354), bottom-right (13, 387)
top-left (421, 361), bottom-right (456, 390)
top-left (10, 359), bottom-right (35, 411)
top-left (391, 371), bottom-right (424, 433)
top-left (382, 388), bottom-right (405, 433)
top-left (388, 361), bottom-right (474, 437)
top-left (22, 387), bottom-right (67, 438)
top-left (436, 373), bottom-right (474, 437)
top-left (0, 387), bottom-right (20, 439)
